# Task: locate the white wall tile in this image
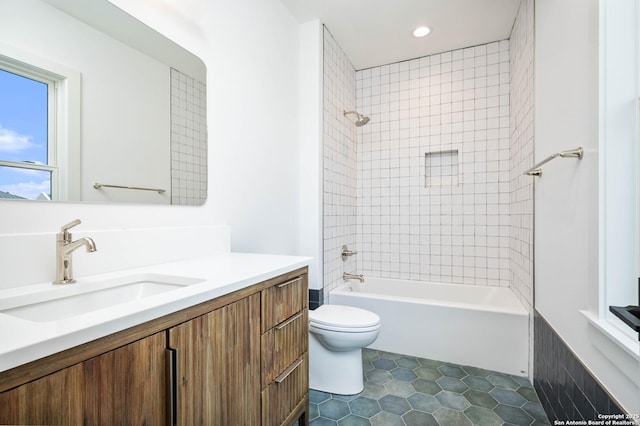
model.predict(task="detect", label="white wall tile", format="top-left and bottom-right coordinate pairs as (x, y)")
top-left (509, 0), bottom-right (535, 310)
top-left (170, 68), bottom-right (207, 205)
top-left (355, 40), bottom-right (512, 287)
top-left (323, 27), bottom-right (357, 300)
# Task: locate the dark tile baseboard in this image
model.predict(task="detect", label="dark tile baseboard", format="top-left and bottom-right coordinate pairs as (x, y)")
top-left (309, 289), bottom-right (324, 310)
top-left (533, 310), bottom-right (626, 422)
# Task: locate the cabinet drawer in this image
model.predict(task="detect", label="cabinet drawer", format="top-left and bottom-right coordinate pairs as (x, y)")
top-left (261, 310), bottom-right (308, 389)
top-left (261, 355), bottom-right (308, 426)
top-left (261, 275), bottom-right (307, 332)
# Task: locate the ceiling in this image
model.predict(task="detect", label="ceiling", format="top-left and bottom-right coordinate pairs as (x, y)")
top-left (280, 0), bottom-right (522, 70)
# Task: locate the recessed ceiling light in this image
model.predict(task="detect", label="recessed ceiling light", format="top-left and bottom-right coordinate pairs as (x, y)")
top-left (413, 26), bottom-right (431, 38)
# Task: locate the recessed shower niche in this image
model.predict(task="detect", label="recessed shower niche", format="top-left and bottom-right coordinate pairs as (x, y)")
top-left (424, 149), bottom-right (460, 188)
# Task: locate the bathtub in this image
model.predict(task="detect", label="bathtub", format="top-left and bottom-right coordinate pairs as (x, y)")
top-left (330, 277), bottom-right (529, 376)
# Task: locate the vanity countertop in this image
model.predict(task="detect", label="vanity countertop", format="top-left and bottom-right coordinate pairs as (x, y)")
top-left (0, 252), bottom-right (310, 372)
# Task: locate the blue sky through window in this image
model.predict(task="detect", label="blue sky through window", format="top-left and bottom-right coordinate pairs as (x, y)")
top-left (0, 68), bottom-right (50, 199)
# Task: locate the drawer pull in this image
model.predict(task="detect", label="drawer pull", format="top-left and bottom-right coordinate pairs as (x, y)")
top-left (275, 312), bottom-right (304, 330)
top-left (275, 357), bottom-right (304, 384)
top-left (165, 348), bottom-right (178, 426)
top-left (276, 276), bottom-right (302, 288)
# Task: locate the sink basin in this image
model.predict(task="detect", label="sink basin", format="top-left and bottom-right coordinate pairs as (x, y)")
top-left (0, 273), bottom-right (203, 322)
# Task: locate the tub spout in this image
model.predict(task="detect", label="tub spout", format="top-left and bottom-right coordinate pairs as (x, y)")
top-left (343, 272), bottom-right (365, 282)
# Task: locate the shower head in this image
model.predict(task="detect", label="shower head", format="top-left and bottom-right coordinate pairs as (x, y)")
top-left (355, 116), bottom-right (370, 127)
top-left (343, 110), bottom-right (370, 127)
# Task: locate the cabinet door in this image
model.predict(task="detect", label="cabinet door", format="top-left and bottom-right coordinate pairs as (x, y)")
top-left (168, 293), bottom-right (261, 426)
top-left (82, 331), bottom-right (167, 425)
top-left (0, 332), bottom-right (166, 425)
top-left (0, 364), bottom-right (84, 425)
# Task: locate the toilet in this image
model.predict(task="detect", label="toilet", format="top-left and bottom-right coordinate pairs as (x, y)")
top-left (308, 304), bottom-right (381, 395)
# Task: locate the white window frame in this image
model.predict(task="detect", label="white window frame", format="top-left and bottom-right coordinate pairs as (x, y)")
top-left (595, 0), bottom-right (640, 356)
top-left (0, 43), bottom-right (81, 201)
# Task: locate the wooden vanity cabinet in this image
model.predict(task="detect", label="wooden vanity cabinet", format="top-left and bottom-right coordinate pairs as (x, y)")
top-left (0, 331), bottom-right (167, 425)
top-left (167, 293), bottom-right (261, 425)
top-left (0, 267), bottom-right (309, 426)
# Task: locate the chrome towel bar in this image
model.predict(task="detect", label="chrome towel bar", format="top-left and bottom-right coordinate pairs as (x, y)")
top-left (524, 147), bottom-right (583, 177)
top-left (93, 182), bottom-right (166, 194)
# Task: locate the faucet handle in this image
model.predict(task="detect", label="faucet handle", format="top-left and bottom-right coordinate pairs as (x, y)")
top-left (61, 218), bottom-right (81, 232)
top-left (58, 219), bottom-right (81, 241)
top-left (341, 245), bottom-right (358, 261)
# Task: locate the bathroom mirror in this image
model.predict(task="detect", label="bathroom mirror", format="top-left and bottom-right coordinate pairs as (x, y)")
top-left (0, 0), bottom-right (207, 205)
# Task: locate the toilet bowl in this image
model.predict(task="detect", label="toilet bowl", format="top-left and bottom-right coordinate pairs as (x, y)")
top-left (308, 304), bottom-right (381, 395)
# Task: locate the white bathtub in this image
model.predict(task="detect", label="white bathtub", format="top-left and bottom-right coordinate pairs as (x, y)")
top-left (330, 277), bottom-right (529, 376)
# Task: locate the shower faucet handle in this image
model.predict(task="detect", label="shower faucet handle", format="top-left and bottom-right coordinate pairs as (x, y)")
top-left (341, 245), bottom-right (358, 261)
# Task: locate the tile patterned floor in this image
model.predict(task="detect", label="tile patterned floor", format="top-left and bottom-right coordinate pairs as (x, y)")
top-left (309, 349), bottom-right (550, 426)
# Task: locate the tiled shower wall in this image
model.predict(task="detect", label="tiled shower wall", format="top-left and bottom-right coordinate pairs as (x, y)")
top-left (355, 41), bottom-right (512, 286)
top-left (170, 68), bottom-right (207, 205)
top-left (510, 0), bottom-right (535, 381)
top-left (509, 0), bottom-right (535, 311)
top-left (322, 27), bottom-right (357, 300)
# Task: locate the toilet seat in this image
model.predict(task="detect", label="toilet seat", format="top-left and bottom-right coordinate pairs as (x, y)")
top-left (309, 305), bottom-right (380, 333)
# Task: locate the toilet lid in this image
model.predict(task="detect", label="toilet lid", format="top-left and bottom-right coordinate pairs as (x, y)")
top-left (309, 305), bottom-right (380, 329)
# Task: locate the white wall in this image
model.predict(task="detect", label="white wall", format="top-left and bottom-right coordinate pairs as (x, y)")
top-left (195, 0), bottom-right (301, 255)
top-left (298, 20), bottom-right (323, 291)
top-left (535, 0), bottom-right (639, 413)
top-left (0, 0), bottom-right (303, 287)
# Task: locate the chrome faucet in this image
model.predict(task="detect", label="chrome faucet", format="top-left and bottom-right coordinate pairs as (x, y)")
top-left (343, 272), bottom-right (365, 283)
top-left (54, 219), bottom-right (97, 284)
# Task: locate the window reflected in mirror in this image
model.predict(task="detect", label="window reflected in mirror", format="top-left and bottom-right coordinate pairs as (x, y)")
top-left (0, 67), bottom-right (54, 200)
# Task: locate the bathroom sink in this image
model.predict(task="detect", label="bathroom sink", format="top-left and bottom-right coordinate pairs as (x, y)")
top-left (0, 273), bottom-right (204, 322)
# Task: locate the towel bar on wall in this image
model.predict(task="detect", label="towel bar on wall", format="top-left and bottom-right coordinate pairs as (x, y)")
top-left (523, 147), bottom-right (583, 177)
top-left (93, 182), bottom-right (166, 194)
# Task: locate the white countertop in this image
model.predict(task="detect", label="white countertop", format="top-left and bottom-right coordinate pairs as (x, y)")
top-left (0, 252), bottom-right (310, 372)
